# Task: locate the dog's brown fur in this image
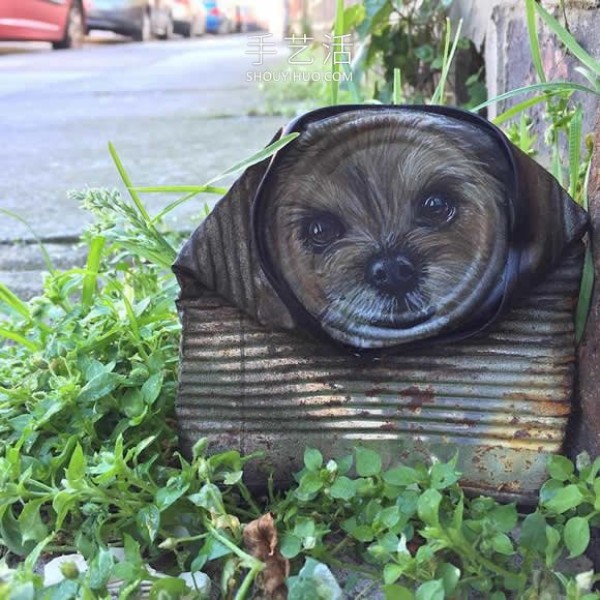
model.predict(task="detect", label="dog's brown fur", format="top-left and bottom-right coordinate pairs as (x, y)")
top-left (262, 110), bottom-right (512, 348)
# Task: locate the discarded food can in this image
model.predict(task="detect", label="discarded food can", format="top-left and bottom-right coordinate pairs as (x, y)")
top-left (173, 105), bottom-right (589, 502)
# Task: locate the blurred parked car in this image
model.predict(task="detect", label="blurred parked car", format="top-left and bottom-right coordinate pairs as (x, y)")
top-left (203, 0), bottom-right (234, 34)
top-left (0, 0), bottom-right (85, 49)
top-left (85, 0), bottom-right (173, 41)
top-left (172, 0), bottom-right (206, 37)
top-left (234, 2), bottom-right (263, 32)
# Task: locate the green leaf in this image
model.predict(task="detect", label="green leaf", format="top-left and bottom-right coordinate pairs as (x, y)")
top-left (280, 533), bottom-right (302, 558)
top-left (52, 490), bottom-right (76, 530)
top-left (141, 372), bottom-right (163, 406)
top-left (189, 483), bottom-right (224, 512)
top-left (355, 447), bottom-right (382, 477)
top-left (343, 3), bottom-right (366, 32)
top-left (415, 579), bottom-right (445, 600)
top-left (155, 478), bottom-right (189, 511)
top-left (18, 500), bottom-right (49, 543)
top-left (78, 370), bottom-right (119, 404)
top-left (0, 506), bottom-right (27, 555)
top-left (488, 504), bottom-right (518, 533)
top-left (417, 489), bottom-right (442, 526)
top-left (436, 563), bottom-right (460, 594)
top-left (520, 511), bottom-right (547, 552)
top-left (384, 466), bottom-right (420, 486)
top-left (294, 517), bottom-right (316, 538)
top-left (384, 585), bottom-right (414, 600)
top-left (304, 448), bottom-right (323, 471)
top-left (87, 548), bottom-right (114, 590)
top-left (66, 443), bottom-right (86, 483)
top-left (223, 470), bottom-right (243, 485)
top-left (136, 504), bottom-right (161, 543)
top-left (491, 533), bottom-right (514, 555)
top-left (298, 471), bottom-right (324, 495)
top-left (415, 44), bottom-right (435, 62)
top-left (540, 478), bottom-right (564, 503)
top-left (564, 516), bottom-right (590, 558)
top-left (383, 563), bottom-right (405, 585)
top-left (430, 463), bottom-right (460, 490)
top-left (544, 484), bottom-right (584, 513)
top-left (330, 476), bottom-right (356, 501)
top-left (547, 455), bottom-right (575, 482)
top-left (545, 525), bottom-right (561, 567)
top-left (149, 577), bottom-right (188, 599)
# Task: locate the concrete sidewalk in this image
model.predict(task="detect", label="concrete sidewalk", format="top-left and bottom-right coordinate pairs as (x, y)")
top-left (0, 34), bottom-right (287, 298)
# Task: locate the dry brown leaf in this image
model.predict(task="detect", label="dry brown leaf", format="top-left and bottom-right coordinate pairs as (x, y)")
top-left (243, 512), bottom-right (289, 600)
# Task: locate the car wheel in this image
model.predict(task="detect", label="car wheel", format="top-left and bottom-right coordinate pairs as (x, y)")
top-left (52, 1), bottom-right (85, 50)
top-left (133, 10), bottom-right (152, 42)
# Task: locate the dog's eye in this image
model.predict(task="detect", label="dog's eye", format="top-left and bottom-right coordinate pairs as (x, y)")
top-left (301, 212), bottom-right (345, 252)
top-left (416, 195), bottom-right (457, 227)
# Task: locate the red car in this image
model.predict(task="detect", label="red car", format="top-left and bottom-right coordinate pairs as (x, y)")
top-left (0, 0), bottom-right (86, 49)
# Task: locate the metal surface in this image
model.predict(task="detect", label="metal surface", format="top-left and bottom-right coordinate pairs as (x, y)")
top-left (176, 244), bottom-right (584, 503)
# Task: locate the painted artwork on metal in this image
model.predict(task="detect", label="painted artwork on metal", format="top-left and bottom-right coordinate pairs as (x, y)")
top-left (172, 105), bottom-right (589, 501)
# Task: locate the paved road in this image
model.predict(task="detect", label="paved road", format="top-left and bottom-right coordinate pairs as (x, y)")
top-left (0, 34), bottom-right (286, 295)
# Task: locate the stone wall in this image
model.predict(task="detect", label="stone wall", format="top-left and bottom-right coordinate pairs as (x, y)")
top-left (482, 0), bottom-right (600, 129)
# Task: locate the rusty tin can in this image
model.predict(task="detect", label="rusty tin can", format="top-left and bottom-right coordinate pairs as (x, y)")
top-left (173, 105), bottom-right (588, 503)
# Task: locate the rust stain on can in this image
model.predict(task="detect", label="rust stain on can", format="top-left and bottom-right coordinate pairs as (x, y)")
top-left (176, 246), bottom-right (583, 504)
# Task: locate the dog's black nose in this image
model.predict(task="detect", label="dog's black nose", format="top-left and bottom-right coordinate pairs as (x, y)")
top-left (366, 252), bottom-right (417, 296)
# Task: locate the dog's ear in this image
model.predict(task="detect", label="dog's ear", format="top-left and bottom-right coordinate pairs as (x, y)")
top-left (172, 129), bottom-right (296, 330)
top-left (509, 145), bottom-right (589, 285)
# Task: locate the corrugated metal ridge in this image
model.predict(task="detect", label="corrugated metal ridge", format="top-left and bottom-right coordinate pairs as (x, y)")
top-left (175, 244), bottom-right (584, 500)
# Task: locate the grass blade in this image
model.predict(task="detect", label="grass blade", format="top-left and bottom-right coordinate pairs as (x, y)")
top-left (472, 81), bottom-right (599, 113)
top-left (574, 66), bottom-right (600, 91)
top-left (525, 0), bottom-right (546, 83)
top-left (0, 282), bottom-right (31, 319)
top-left (133, 133), bottom-right (299, 213)
top-left (534, 2), bottom-right (600, 77)
top-left (393, 68), bottom-right (402, 105)
top-left (431, 18), bottom-right (463, 105)
top-left (576, 246), bottom-right (594, 343)
top-left (568, 106), bottom-right (583, 198)
top-left (132, 185), bottom-right (227, 195)
top-left (108, 143), bottom-right (177, 263)
top-left (108, 142), bottom-right (152, 224)
top-left (204, 132), bottom-right (300, 186)
top-left (0, 327), bottom-right (39, 351)
top-left (0, 209), bottom-right (55, 273)
top-left (343, 61), bottom-right (363, 104)
top-left (551, 145), bottom-right (564, 187)
top-left (82, 236), bottom-right (105, 309)
top-left (331, 0), bottom-right (346, 105)
top-left (492, 92), bottom-right (568, 125)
